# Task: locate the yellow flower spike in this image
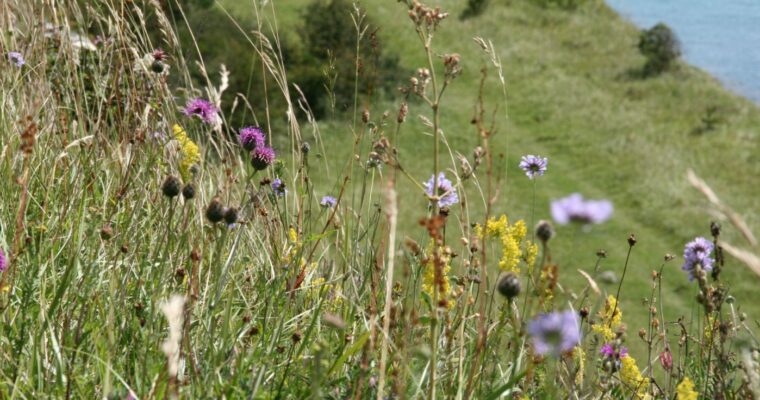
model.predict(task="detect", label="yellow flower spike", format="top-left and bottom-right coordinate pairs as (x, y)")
top-left (525, 241), bottom-right (539, 267)
top-left (421, 240), bottom-right (454, 309)
top-left (676, 377), bottom-right (698, 400)
top-left (172, 124), bottom-right (201, 182)
top-left (620, 356), bottom-right (650, 399)
top-left (593, 295), bottom-right (622, 341)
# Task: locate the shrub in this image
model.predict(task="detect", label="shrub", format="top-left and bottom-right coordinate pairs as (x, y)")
top-left (460, 0), bottom-right (490, 20)
top-left (638, 22), bottom-right (681, 76)
top-left (532, 0), bottom-right (589, 10)
top-left (296, 0), bottom-right (407, 117)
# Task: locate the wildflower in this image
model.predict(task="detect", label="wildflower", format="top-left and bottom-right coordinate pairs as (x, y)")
top-left (181, 183), bottom-right (195, 200)
top-left (527, 310), bottom-right (582, 357)
top-left (600, 343), bottom-right (628, 358)
top-left (7, 52), bottom-right (25, 67)
top-left (206, 198), bottom-right (225, 223)
top-left (660, 348), bottom-right (673, 370)
top-left (423, 172), bottom-right (459, 208)
top-left (497, 273), bottom-right (521, 300)
top-left (161, 176), bottom-right (182, 198)
top-left (271, 178), bottom-right (287, 197)
top-left (306, 277), bottom-right (344, 312)
top-left (320, 195), bottom-right (337, 208)
top-left (172, 125), bottom-right (201, 182)
top-left (223, 207), bottom-right (238, 226)
top-left (676, 377), bottom-right (698, 400)
top-left (0, 248), bottom-right (7, 272)
top-left (183, 98), bottom-right (219, 125)
top-left (421, 241), bottom-right (454, 308)
top-left (535, 220), bottom-right (555, 243)
top-left (681, 236), bottom-right (714, 281)
top-left (620, 355), bottom-right (650, 399)
top-left (593, 295), bottom-right (622, 342)
top-left (239, 126), bottom-right (265, 151)
top-left (519, 154), bottom-right (548, 179)
top-left (251, 146), bottom-right (276, 171)
top-left (550, 193), bottom-right (613, 225)
top-left (476, 215), bottom-right (531, 274)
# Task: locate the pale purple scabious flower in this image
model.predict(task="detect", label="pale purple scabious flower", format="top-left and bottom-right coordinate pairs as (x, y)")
top-left (320, 195), bottom-right (337, 208)
top-left (0, 248), bottom-right (6, 272)
top-left (424, 172), bottom-right (459, 208)
top-left (239, 126), bottom-right (265, 151)
top-left (251, 146), bottom-right (275, 171)
top-left (681, 236), bottom-right (714, 281)
top-left (600, 343), bottom-right (628, 358)
top-left (528, 310), bottom-right (581, 356)
top-left (519, 155), bottom-right (548, 179)
top-left (271, 178), bottom-right (287, 197)
top-left (183, 98), bottom-right (218, 124)
top-left (550, 193), bottom-right (613, 225)
top-left (8, 52), bottom-right (25, 67)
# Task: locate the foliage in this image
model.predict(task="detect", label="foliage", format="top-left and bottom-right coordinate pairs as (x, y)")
top-left (638, 22), bottom-right (681, 76)
top-left (1, 0), bottom-right (760, 398)
top-left (460, 0), bottom-right (490, 20)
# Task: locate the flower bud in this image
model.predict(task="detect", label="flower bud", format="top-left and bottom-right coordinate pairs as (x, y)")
top-left (497, 273), bottom-right (521, 300)
top-left (162, 176), bottom-right (182, 198)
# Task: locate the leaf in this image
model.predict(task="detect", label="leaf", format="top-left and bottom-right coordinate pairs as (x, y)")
top-left (327, 331), bottom-right (369, 375)
top-left (485, 370), bottom-right (527, 400)
top-left (577, 269), bottom-right (600, 295)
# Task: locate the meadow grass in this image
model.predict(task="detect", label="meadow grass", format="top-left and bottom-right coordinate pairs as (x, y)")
top-left (1, 0), bottom-right (759, 398)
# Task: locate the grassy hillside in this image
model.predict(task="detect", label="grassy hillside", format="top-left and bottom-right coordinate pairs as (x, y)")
top-left (2, 0), bottom-right (759, 397)
top-left (217, 0), bottom-right (760, 351)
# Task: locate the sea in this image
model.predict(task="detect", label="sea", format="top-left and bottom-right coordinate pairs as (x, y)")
top-left (606, 0), bottom-right (760, 102)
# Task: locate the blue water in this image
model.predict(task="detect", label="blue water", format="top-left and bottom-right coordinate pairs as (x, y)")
top-left (607, 0), bottom-right (760, 102)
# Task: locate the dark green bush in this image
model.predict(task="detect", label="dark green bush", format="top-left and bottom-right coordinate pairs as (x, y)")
top-left (296, 0), bottom-right (406, 117)
top-left (460, 0), bottom-right (490, 20)
top-left (532, 0), bottom-right (589, 10)
top-left (638, 23), bottom-right (681, 76)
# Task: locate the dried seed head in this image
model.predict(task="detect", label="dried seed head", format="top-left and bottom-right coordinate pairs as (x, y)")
top-left (628, 234), bottom-right (637, 247)
top-left (535, 220), bottom-right (555, 243)
top-left (205, 198), bottom-right (225, 223)
top-left (223, 207), bottom-right (238, 225)
top-left (161, 176), bottom-right (182, 198)
top-left (100, 224), bottom-right (113, 241)
top-left (497, 273), bottom-right (521, 300)
top-left (182, 183), bottom-right (195, 200)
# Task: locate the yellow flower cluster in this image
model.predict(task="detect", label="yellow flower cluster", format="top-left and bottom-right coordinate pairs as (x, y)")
top-left (620, 356), bottom-right (650, 399)
top-left (421, 240), bottom-right (453, 308)
top-left (676, 377), bottom-right (698, 400)
top-left (592, 295), bottom-right (622, 342)
top-left (172, 124), bottom-right (201, 182)
top-left (476, 215), bottom-right (533, 274)
top-left (307, 277), bottom-right (344, 311)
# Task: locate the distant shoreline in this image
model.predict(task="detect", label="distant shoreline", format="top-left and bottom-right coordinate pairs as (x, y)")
top-left (607, 0), bottom-right (760, 103)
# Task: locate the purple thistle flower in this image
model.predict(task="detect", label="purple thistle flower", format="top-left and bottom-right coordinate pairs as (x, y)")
top-left (239, 126), bottom-right (265, 151)
top-left (0, 248), bottom-right (6, 272)
top-left (251, 146), bottom-right (276, 171)
top-left (528, 310), bottom-right (582, 357)
top-left (550, 193), bottom-right (613, 225)
top-left (320, 195), bottom-right (337, 208)
top-left (7, 52), bottom-right (25, 67)
top-left (424, 172), bottom-right (459, 208)
top-left (519, 155), bottom-right (548, 179)
top-left (183, 98), bottom-right (218, 124)
top-left (271, 178), bottom-right (287, 197)
top-left (681, 236), bottom-right (714, 281)
top-left (600, 343), bottom-right (628, 358)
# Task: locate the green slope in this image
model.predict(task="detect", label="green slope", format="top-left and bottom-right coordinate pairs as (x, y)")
top-left (218, 0), bottom-right (760, 356)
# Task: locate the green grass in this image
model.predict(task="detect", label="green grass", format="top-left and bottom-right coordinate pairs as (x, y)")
top-left (1, 0), bottom-right (758, 397)
top-left (219, 0), bottom-right (760, 353)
